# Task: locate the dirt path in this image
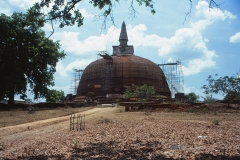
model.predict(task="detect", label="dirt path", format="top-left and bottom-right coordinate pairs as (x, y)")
top-left (0, 107), bottom-right (114, 143)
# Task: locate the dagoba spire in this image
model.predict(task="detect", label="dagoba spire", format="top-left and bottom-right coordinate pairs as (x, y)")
top-left (119, 21), bottom-right (128, 46)
top-left (112, 21), bottom-right (134, 55)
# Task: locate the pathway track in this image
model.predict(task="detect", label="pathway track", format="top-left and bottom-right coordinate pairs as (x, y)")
top-left (0, 107), bottom-right (113, 143)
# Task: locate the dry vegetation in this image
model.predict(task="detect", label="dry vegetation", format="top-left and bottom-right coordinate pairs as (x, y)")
top-left (1, 104), bottom-right (240, 159)
top-left (0, 107), bottom-right (92, 128)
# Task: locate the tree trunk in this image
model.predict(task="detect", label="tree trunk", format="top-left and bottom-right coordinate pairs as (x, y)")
top-left (8, 88), bottom-right (15, 106)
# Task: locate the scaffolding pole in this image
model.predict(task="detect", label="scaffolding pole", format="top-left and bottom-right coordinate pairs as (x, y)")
top-left (158, 60), bottom-right (184, 98)
top-left (69, 69), bottom-right (84, 95)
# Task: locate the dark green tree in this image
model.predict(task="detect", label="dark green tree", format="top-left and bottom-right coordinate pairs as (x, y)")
top-left (46, 89), bottom-right (65, 103)
top-left (224, 91), bottom-right (240, 101)
top-left (185, 92), bottom-right (199, 102)
top-left (0, 12), bottom-right (65, 105)
top-left (202, 72), bottom-right (240, 102)
top-left (125, 84), bottom-right (155, 102)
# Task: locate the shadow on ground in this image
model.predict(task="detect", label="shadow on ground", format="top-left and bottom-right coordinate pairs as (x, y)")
top-left (9, 141), bottom-right (240, 160)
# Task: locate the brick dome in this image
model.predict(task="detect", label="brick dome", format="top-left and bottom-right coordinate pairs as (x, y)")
top-left (77, 21), bottom-right (171, 97)
top-left (77, 54), bottom-right (171, 97)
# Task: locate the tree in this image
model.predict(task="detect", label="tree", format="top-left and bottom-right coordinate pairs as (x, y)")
top-left (224, 91), bottom-right (240, 101)
top-left (30, 0), bottom-right (220, 36)
top-left (185, 92), bottom-right (199, 102)
top-left (124, 84), bottom-right (155, 102)
top-left (0, 12), bottom-right (65, 105)
top-left (46, 89), bottom-right (65, 103)
top-left (202, 72), bottom-right (240, 101)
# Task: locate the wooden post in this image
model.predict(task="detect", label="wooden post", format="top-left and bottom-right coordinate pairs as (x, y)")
top-left (73, 114), bottom-right (75, 130)
top-left (70, 114), bottom-right (75, 130)
top-left (76, 114), bottom-right (79, 131)
top-left (125, 106), bottom-right (129, 112)
top-left (84, 115), bottom-right (85, 130)
top-left (70, 114), bottom-right (85, 131)
top-left (80, 114), bottom-right (82, 130)
top-left (70, 115), bottom-right (71, 130)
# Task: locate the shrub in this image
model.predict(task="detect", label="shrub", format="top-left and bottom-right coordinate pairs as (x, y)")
top-left (145, 110), bottom-right (151, 115)
top-left (98, 117), bottom-right (112, 124)
top-left (202, 107), bottom-right (209, 114)
top-left (202, 95), bottom-right (217, 105)
top-left (118, 108), bottom-right (123, 113)
top-left (72, 140), bottom-right (79, 149)
top-left (0, 143), bottom-right (5, 151)
top-left (212, 119), bottom-right (221, 125)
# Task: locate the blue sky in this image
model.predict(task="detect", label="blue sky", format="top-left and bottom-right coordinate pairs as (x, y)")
top-left (1, 0), bottom-right (240, 101)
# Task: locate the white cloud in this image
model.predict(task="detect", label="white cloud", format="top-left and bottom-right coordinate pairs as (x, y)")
top-left (182, 57), bottom-right (216, 75)
top-left (51, 0), bottom-right (236, 77)
top-left (51, 24), bottom-right (169, 56)
top-left (155, 27), bottom-right (218, 76)
top-left (53, 23), bottom-right (217, 76)
top-left (79, 8), bottom-right (94, 18)
top-left (230, 32), bottom-right (240, 43)
top-left (184, 85), bottom-right (195, 95)
top-left (51, 26), bottom-right (120, 55)
top-left (184, 85), bottom-right (203, 96)
top-left (50, 85), bottom-right (71, 95)
top-left (157, 28), bottom-right (202, 56)
top-left (56, 59), bottom-right (92, 77)
top-left (8, 0), bottom-right (38, 9)
top-left (0, 1), bottom-right (12, 15)
top-left (130, 25), bottom-right (217, 76)
top-left (192, 0), bottom-right (236, 31)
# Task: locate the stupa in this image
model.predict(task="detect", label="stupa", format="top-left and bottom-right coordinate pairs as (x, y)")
top-left (77, 22), bottom-right (171, 97)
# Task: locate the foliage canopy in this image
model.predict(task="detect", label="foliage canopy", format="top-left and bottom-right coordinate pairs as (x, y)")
top-left (185, 92), bottom-right (199, 102)
top-left (33, 0), bottom-right (155, 31)
top-left (202, 72), bottom-right (240, 101)
top-left (201, 94), bottom-right (218, 104)
top-left (124, 84), bottom-right (155, 102)
top-left (46, 89), bottom-right (65, 103)
top-left (0, 12), bottom-right (65, 105)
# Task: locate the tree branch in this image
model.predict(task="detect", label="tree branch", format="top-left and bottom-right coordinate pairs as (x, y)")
top-left (183, 0), bottom-right (222, 24)
top-left (47, 19), bottom-right (54, 38)
top-left (128, 0), bottom-right (138, 21)
top-left (34, 0), bottom-right (221, 37)
top-left (183, 0), bottom-right (192, 24)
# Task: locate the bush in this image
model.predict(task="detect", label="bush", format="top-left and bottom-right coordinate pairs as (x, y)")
top-left (212, 119), bottom-right (221, 125)
top-left (72, 140), bottom-right (79, 149)
top-left (0, 143), bottom-right (5, 151)
top-left (98, 117), bottom-right (112, 124)
top-left (202, 95), bottom-right (217, 104)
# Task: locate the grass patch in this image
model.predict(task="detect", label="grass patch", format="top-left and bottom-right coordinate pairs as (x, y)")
top-left (27, 110), bottom-right (35, 114)
top-left (72, 140), bottom-right (79, 149)
top-left (144, 109), bottom-right (152, 115)
top-left (118, 108), bottom-right (123, 113)
top-left (162, 108), bottom-right (170, 112)
top-left (212, 119), bottom-right (221, 125)
top-left (0, 143), bottom-right (5, 151)
top-left (97, 117), bottom-right (113, 124)
top-left (116, 106), bottom-right (124, 113)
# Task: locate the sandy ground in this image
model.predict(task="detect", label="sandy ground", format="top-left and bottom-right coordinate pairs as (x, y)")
top-left (0, 107), bottom-right (112, 143)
